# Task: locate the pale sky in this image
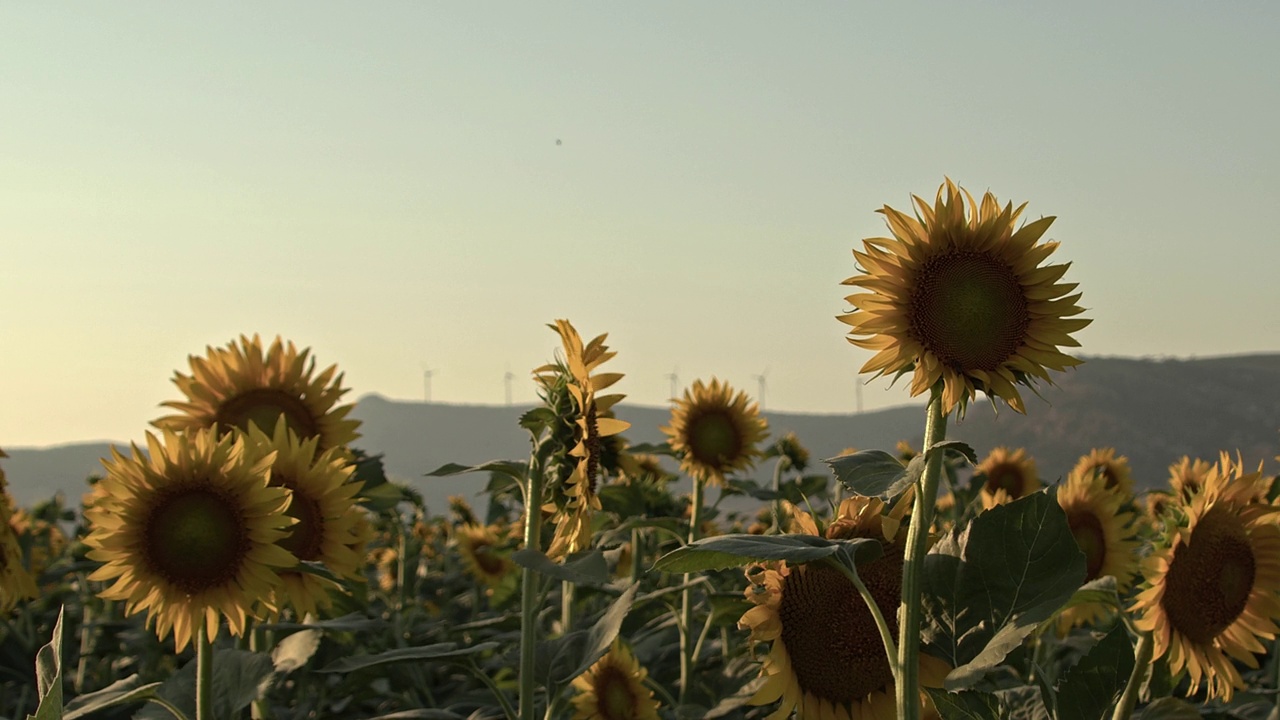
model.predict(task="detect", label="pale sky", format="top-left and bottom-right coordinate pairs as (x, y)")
top-left (3, 2), bottom-right (1278, 447)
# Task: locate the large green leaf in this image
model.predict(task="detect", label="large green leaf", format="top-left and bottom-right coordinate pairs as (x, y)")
top-left (316, 642), bottom-right (501, 673)
top-left (512, 548), bottom-right (609, 585)
top-left (425, 460), bottom-right (527, 481)
top-left (920, 491), bottom-right (1086, 690)
top-left (26, 606), bottom-right (64, 720)
top-left (825, 450), bottom-right (917, 498)
top-left (62, 677), bottom-right (165, 720)
top-left (652, 534), bottom-right (881, 574)
top-left (1038, 576), bottom-right (1119, 634)
top-left (924, 688), bottom-right (1002, 720)
top-left (555, 582), bottom-right (639, 683)
top-left (994, 687), bottom-right (1051, 720)
top-left (135, 649), bottom-right (274, 720)
top-left (1051, 625), bottom-right (1135, 720)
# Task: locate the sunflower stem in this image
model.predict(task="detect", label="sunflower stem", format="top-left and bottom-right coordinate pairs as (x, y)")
top-left (678, 477), bottom-right (705, 705)
top-left (195, 623), bottom-right (213, 720)
top-left (518, 457), bottom-right (545, 720)
top-left (1112, 630), bottom-right (1153, 720)
top-left (770, 457), bottom-right (789, 534)
top-left (896, 386), bottom-right (948, 720)
top-left (560, 580), bottom-right (574, 631)
top-left (630, 527), bottom-right (644, 580)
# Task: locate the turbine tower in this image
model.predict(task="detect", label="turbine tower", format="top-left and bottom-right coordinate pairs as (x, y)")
top-left (421, 363), bottom-right (436, 403)
top-left (665, 367), bottom-right (680, 402)
top-left (504, 366), bottom-right (515, 406)
top-left (753, 368), bottom-right (770, 412)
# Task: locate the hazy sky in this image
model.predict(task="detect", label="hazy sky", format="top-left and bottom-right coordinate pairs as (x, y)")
top-left (3, 2), bottom-right (1278, 448)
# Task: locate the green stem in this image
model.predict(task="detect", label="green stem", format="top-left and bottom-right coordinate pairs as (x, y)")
top-left (896, 386), bottom-right (948, 720)
top-left (770, 458), bottom-right (788, 534)
top-left (630, 528), bottom-right (643, 580)
top-left (561, 580), bottom-right (574, 632)
top-left (1112, 631), bottom-right (1153, 720)
top-left (829, 556), bottom-right (898, 680)
top-left (467, 657), bottom-right (518, 720)
top-left (518, 458), bottom-right (545, 720)
top-left (249, 622), bottom-right (270, 719)
top-left (195, 623), bottom-right (213, 720)
top-left (678, 478), bottom-right (705, 704)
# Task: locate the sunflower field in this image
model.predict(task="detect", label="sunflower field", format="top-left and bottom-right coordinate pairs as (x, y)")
top-left (4, 181), bottom-right (1280, 720)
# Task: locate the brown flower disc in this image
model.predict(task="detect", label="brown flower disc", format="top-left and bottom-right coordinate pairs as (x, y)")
top-left (1161, 506), bottom-right (1257, 644)
top-left (909, 250), bottom-right (1029, 372)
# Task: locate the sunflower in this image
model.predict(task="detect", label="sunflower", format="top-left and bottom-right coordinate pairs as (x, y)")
top-left (1168, 455), bottom-right (1214, 502)
top-left (84, 428), bottom-right (297, 651)
top-left (839, 179), bottom-right (1089, 416)
top-left (1071, 448), bottom-right (1133, 497)
top-left (154, 334), bottom-right (360, 454)
top-left (975, 447), bottom-right (1040, 509)
top-left (0, 450), bottom-right (38, 613)
top-left (536, 320), bottom-right (630, 559)
top-left (1054, 469), bottom-right (1140, 632)
top-left (10, 506), bottom-right (70, 582)
top-left (1131, 454), bottom-right (1280, 701)
top-left (244, 421), bottom-right (366, 619)
top-left (455, 522), bottom-right (515, 588)
top-left (768, 431), bottom-right (811, 473)
top-left (739, 494), bottom-right (949, 719)
top-left (1144, 491), bottom-right (1174, 530)
top-left (663, 378), bottom-right (768, 487)
top-left (570, 639), bottom-right (661, 720)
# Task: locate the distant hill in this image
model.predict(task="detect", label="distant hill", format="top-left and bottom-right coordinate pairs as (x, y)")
top-left (4, 354), bottom-right (1278, 512)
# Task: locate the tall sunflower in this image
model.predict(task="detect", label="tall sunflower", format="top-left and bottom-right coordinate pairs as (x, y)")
top-left (1131, 454), bottom-right (1280, 700)
top-left (663, 378), bottom-right (768, 487)
top-left (244, 421), bottom-right (366, 619)
top-left (1054, 469), bottom-right (1140, 632)
top-left (1071, 448), bottom-right (1133, 497)
top-left (536, 320), bottom-right (629, 559)
top-left (739, 495), bottom-right (949, 719)
top-left (975, 447), bottom-right (1040, 509)
top-left (839, 179), bottom-right (1089, 415)
top-left (0, 450), bottom-right (38, 613)
top-left (84, 428), bottom-right (297, 650)
top-left (570, 638), bottom-right (661, 720)
top-left (1168, 455), bottom-right (1213, 502)
top-left (153, 334), bottom-right (360, 453)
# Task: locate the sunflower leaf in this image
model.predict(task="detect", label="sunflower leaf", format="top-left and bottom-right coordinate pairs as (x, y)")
top-left (623, 441), bottom-right (674, 456)
top-left (62, 676), bottom-right (165, 720)
top-left (1051, 624), bottom-right (1135, 720)
top-left (926, 440), bottom-right (977, 466)
top-left (994, 687), bottom-right (1052, 720)
top-left (554, 582), bottom-right (639, 684)
top-left (512, 548), bottom-right (609, 585)
top-left (920, 490), bottom-right (1086, 690)
top-left (1134, 697), bottom-right (1201, 719)
top-left (1036, 576), bottom-right (1119, 635)
top-left (923, 688), bottom-right (1002, 720)
top-left (26, 606), bottom-right (64, 720)
top-left (825, 450), bottom-right (915, 499)
top-left (651, 534), bottom-right (843, 573)
top-left (315, 642), bottom-right (501, 673)
top-left (424, 460), bottom-right (528, 481)
top-left (134, 649), bottom-right (275, 720)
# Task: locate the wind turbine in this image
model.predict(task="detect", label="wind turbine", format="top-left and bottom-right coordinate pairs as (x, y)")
top-left (504, 365), bottom-right (515, 406)
top-left (421, 363), bottom-right (436, 403)
top-left (753, 368), bottom-right (770, 412)
top-left (665, 367), bottom-right (680, 402)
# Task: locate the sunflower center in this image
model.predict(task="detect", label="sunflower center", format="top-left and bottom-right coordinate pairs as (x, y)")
top-left (274, 478), bottom-right (325, 561)
top-left (594, 664), bottom-right (639, 720)
top-left (909, 250), bottom-right (1029, 372)
top-left (778, 551), bottom-right (901, 705)
top-left (1066, 509), bottom-right (1107, 581)
top-left (142, 485), bottom-right (249, 594)
top-left (469, 538), bottom-right (506, 577)
top-left (686, 411), bottom-right (742, 468)
top-left (584, 406), bottom-right (603, 495)
top-left (986, 465), bottom-right (1025, 497)
top-left (215, 388), bottom-right (320, 440)
top-left (1161, 507), bottom-right (1257, 644)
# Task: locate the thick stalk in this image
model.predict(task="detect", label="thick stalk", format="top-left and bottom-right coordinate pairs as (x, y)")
top-left (678, 478), bottom-right (705, 704)
top-left (249, 623), bottom-right (270, 719)
top-left (630, 528), bottom-right (643, 580)
top-left (518, 460), bottom-right (545, 720)
top-left (1112, 631), bottom-right (1153, 720)
top-left (560, 580), bottom-right (574, 631)
top-left (895, 387), bottom-right (948, 720)
top-left (196, 623), bottom-right (213, 720)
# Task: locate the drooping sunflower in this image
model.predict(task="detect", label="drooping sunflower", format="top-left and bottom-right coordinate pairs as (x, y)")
top-left (663, 377), bottom-right (768, 487)
top-left (1131, 454), bottom-right (1280, 700)
top-left (536, 320), bottom-right (630, 559)
top-left (455, 522), bottom-right (516, 589)
top-left (839, 179), bottom-right (1090, 415)
top-left (1168, 455), bottom-right (1214, 502)
top-left (84, 428), bottom-right (297, 651)
top-left (740, 494), bottom-right (949, 719)
top-left (1071, 448), bottom-right (1133, 497)
top-left (975, 447), bottom-right (1040, 509)
top-left (570, 638), bottom-right (661, 720)
top-left (244, 421), bottom-right (366, 620)
top-left (0, 450), bottom-right (38, 613)
top-left (153, 334), bottom-right (360, 454)
top-left (1054, 469), bottom-right (1140, 632)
